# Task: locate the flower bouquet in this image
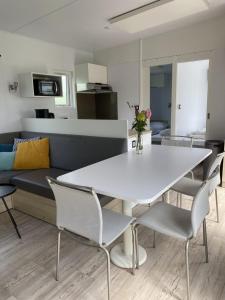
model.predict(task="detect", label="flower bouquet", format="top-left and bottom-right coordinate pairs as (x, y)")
top-left (132, 108), bottom-right (152, 154)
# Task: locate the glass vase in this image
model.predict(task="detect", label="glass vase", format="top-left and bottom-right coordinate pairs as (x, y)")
top-left (136, 132), bottom-right (143, 154)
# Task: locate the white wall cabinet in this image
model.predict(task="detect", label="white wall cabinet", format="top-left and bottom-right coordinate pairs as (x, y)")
top-left (19, 72), bottom-right (62, 98)
top-left (76, 63), bottom-right (107, 85)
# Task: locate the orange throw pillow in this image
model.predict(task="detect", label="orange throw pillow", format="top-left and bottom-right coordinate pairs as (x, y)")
top-left (14, 138), bottom-right (50, 170)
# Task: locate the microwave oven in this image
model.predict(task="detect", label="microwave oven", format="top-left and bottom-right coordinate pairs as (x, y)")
top-left (33, 75), bottom-right (62, 97)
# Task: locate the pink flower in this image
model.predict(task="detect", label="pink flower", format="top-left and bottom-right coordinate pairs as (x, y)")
top-left (145, 109), bottom-right (152, 119)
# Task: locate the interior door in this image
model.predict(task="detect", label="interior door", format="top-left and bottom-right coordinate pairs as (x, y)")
top-left (175, 60), bottom-right (209, 137)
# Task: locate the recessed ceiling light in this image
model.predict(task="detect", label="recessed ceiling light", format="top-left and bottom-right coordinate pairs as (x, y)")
top-left (109, 0), bottom-right (209, 33)
top-left (109, 0), bottom-right (174, 24)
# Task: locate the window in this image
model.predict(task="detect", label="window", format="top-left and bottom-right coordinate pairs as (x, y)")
top-left (54, 72), bottom-right (74, 107)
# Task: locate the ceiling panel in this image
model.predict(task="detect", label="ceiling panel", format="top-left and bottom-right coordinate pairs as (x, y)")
top-left (110, 0), bottom-right (209, 33)
top-left (0, 0), bottom-right (225, 51)
top-left (0, 0), bottom-right (77, 31)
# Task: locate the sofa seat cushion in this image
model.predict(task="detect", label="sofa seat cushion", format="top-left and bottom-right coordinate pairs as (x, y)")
top-left (11, 168), bottom-right (114, 206)
top-left (0, 170), bottom-right (29, 184)
top-left (11, 168), bottom-right (67, 199)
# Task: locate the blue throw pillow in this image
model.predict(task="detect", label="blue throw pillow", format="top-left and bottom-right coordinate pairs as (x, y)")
top-left (13, 137), bottom-right (40, 151)
top-left (0, 144), bottom-right (13, 152)
top-left (0, 152), bottom-right (16, 171)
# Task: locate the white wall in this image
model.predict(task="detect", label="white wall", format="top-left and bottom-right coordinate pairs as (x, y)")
top-left (108, 62), bottom-right (139, 128)
top-left (94, 14), bottom-right (225, 139)
top-left (0, 30), bottom-right (93, 133)
top-left (175, 60), bottom-right (209, 136)
top-left (23, 118), bottom-right (128, 138)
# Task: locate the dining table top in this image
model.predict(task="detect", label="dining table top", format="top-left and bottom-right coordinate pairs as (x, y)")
top-left (58, 144), bottom-right (212, 204)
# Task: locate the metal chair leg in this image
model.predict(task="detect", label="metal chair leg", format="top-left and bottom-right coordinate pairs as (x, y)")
top-left (215, 188), bottom-right (219, 223)
top-left (102, 247), bottom-right (111, 300)
top-left (134, 227), bottom-right (139, 269)
top-left (202, 222), bottom-right (205, 246)
top-left (176, 193), bottom-right (180, 206)
top-left (180, 193), bottom-right (183, 208)
top-left (203, 219), bottom-right (209, 263)
top-left (185, 240), bottom-right (191, 300)
top-left (131, 226), bottom-right (136, 275)
top-left (56, 229), bottom-right (62, 281)
top-left (1, 197), bottom-right (21, 239)
top-left (153, 231), bottom-right (156, 248)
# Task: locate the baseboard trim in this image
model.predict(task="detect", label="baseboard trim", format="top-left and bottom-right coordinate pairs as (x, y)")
top-left (12, 189), bottom-right (56, 225)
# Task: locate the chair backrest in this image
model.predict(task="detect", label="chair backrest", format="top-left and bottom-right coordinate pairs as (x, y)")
top-left (161, 135), bottom-right (193, 148)
top-left (207, 152), bottom-right (225, 178)
top-left (191, 181), bottom-right (209, 237)
top-left (206, 152), bottom-right (225, 194)
top-left (47, 177), bottom-right (103, 245)
top-left (191, 168), bottom-right (219, 236)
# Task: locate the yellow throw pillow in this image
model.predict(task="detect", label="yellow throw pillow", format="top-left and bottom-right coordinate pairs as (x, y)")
top-left (14, 138), bottom-right (50, 170)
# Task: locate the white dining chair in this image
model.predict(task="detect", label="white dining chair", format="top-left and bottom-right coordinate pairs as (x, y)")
top-left (161, 135), bottom-right (194, 205)
top-left (161, 135), bottom-right (193, 148)
top-left (172, 152), bottom-right (225, 222)
top-left (134, 171), bottom-right (217, 300)
top-left (47, 177), bottom-right (136, 300)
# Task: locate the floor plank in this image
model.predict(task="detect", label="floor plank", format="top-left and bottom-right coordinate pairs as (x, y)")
top-left (0, 190), bottom-right (225, 300)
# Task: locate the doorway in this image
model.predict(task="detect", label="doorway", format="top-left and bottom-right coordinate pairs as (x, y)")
top-left (150, 64), bottom-right (172, 139)
top-left (143, 56), bottom-right (210, 143)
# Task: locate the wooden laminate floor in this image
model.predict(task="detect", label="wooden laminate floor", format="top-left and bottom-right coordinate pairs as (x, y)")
top-left (0, 190), bottom-right (225, 300)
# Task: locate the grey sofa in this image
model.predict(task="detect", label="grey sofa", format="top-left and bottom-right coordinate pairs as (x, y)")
top-left (0, 131), bottom-right (127, 206)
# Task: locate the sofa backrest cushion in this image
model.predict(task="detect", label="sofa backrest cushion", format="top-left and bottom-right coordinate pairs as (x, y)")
top-left (21, 131), bottom-right (127, 171)
top-left (14, 138), bottom-right (50, 170)
top-left (0, 132), bottom-right (20, 144)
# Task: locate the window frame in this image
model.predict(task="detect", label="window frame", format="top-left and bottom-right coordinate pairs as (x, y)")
top-left (54, 70), bottom-right (75, 108)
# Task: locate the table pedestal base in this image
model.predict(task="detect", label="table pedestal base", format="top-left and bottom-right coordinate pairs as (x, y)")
top-left (110, 243), bottom-right (147, 269)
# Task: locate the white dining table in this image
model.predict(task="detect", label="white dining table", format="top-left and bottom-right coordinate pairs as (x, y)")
top-left (58, 145), bottom-right (212, 269)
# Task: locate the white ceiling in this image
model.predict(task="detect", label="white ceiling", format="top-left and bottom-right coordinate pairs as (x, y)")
top-left (0, 0), bottom-right (225, 52)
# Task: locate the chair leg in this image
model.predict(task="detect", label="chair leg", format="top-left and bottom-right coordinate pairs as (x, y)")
top-left (134, 227), bottom-right (139, 269)
top-left (202, 222), bottom-right (205, 246)
top-left (1, 197), bottom-right (21, 239)
top-left (131, 226), bottom-right (136, 275)
top-left (180, 193), bottom-right (183, 208)
top-left (185, 240), bottom-right (191, 300)
top-left (203, 219), bottom-right (209, 263)
top-left (153, 231), bottom-right (156, 248)
top-left (56, 229), bottom-right (62, 281)
top-left (102, 247), bottom-right (111, 300)
top-left (215, 188), bottom-right (219, 223)
top-left (176, 193), bottom-right (180, 207)
top-left (132, 226), bottom-right (137, 275)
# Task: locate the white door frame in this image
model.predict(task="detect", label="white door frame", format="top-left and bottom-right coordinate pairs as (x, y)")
top-left (142, 50), bottom-right (212, 135)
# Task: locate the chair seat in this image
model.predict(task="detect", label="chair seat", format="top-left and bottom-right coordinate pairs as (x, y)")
top-left (102, 208), bottom-right (135, 246)
top-left (172, 177), bottom-right (203, 197)
top-left (137, 202), bottom-right (193, 241)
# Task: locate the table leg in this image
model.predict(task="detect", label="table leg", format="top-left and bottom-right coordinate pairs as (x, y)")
top-left (110, 201), bottom-right (147, 268)
top-left (1, 197), bottom-right (21, 239)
